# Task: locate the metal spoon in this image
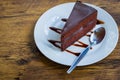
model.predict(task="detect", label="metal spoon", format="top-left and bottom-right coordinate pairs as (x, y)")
top-left (67, 27), bottom-right (105, 74)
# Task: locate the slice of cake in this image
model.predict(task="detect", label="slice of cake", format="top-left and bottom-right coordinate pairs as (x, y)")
top-left (61, 1), bottom-right (97, 51)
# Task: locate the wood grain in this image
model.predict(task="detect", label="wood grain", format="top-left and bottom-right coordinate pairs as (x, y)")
top-left (0, 0), bottom-right (120, 80)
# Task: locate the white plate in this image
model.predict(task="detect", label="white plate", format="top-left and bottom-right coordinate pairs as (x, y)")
top-left (34, 2), bottom-right (119, 66)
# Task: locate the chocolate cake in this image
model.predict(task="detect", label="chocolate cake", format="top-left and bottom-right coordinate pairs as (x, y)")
top-left (61, 1), bottom-right (97, 51)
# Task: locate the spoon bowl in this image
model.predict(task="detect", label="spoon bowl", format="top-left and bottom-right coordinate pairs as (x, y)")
top-left (90, 27), bottom-right (105, 45)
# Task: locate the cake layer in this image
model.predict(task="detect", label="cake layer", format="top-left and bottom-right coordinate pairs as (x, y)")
top-left (61, 20), bottom-right (97, 51)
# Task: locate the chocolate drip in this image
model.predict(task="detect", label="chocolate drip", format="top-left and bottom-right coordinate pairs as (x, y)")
top-left (49, 27), bottom-right (62, 34)
top-left (48, 40), bottom-right (81, 56)
top-left (86, 34), bottom-right (91, 37)
top-left (65, 50), bottom-right (80, 56)
top-left (90, 47), bottom-right (92, 49)
top-left (90, 31), bottom-right (93, 33)
top-left (61, 18), bottom-right (67, 22)
top-left (97, 19), bottom-right (104, 24)
top-left (75, 41), bottom-right (88, 48)
top-left (86, 31), bottom-right (93, 37)
top-left (48, 40), bottom-right (61, 48)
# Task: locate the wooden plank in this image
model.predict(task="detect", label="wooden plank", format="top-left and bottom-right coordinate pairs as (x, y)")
top-left (0, 0), bottom-right (120, 80)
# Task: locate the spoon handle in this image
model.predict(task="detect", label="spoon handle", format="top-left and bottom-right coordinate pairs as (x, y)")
top-left (67, 45), bottom-right (90, 74)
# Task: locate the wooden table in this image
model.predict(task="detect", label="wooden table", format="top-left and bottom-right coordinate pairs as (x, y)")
top-left (0, 0), bottom-right (120, 80)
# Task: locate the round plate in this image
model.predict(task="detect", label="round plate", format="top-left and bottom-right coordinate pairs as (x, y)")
top-left (34, 2), bottom-right (119, 66)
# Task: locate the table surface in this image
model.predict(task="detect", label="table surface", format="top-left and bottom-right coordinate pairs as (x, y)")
top-left (0, 0), bottom-right (120, 80)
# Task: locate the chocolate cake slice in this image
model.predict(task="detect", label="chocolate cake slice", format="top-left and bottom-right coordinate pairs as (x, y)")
top-left (61, 1), bottom-right (97, 51)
